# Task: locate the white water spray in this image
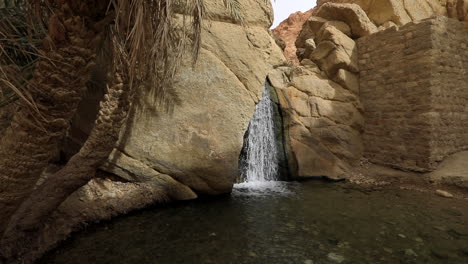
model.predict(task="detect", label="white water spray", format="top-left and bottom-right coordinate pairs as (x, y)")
top-left (239, 86), bottom-right (279, 184)
top-left (234, 85), bottom-right (290, 194)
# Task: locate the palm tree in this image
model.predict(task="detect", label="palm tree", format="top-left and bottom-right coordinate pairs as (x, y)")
top-left (0, 0), bottom-right (206, 262)
top-left (0, 0), bottom-right (256, 262)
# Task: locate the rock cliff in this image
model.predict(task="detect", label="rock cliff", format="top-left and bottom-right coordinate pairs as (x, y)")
top-left (272, 9), bottom-right (314, 64)
top-left (271, 0), bottom-right (468, 186)
top-left (274, 0), bottom-right (468, 64)
top-left (101, 0), bottom-right (285, 195)
top-left (269, 65), bottom-right (363, 180)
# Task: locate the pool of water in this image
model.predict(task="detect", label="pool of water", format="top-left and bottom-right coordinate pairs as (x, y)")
top-left (40, 181), bottom-right (468, 264)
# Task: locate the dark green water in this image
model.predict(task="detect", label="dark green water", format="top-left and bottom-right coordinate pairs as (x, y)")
top-left (40, 181), bottom-right (468, 264)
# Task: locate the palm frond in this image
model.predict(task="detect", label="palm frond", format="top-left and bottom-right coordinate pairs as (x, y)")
top-left (0, 7), bottom-right (44, 108)
top-left (111, 0), bottom-right (206, 111)
top-left (223, 0), bottom-right (244, 24)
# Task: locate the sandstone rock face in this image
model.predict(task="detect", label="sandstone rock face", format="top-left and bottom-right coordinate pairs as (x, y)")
top-left (202, 0), bottom-right (274, 27)
top-left (317, 0), bottom-right (446, 25)
top-left (333, 69), bottom-right (360, 94)
top-left (311, 24), bottom-right (359, 77)
top-left (296, 17), bottom-right (352, 49)
top-left (272, 1), bottom-right (468, 188)
top-left (315, 3), bottom-right (378, 37)
top-left (277, 0), bottom-right (468, 75)
top-left (295, 16), bottom-right (328, 48)
top-left (427, 151), bottom-right (468, 189)
top-left (269, 65), bottom-right (363, 180)
top-left (272, 9), bottom-right (314, 64)
top-left (103, 0), bottom-right (285, 195)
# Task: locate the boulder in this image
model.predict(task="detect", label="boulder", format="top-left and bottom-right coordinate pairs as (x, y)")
top-left (298, 18), bottom-right (353, 44)
top-left (310, 25), bottom-right (358, 77)
top-left (300, 38), bottom-right (317, 59)
top-left (427, 151), bottom-right (468, 189)
top-left (333, 68), bottom-right (360, 94)
top-left (202, 0), bottom-right (274, 27)
top-left (97, 0), bottom-right (285, 196)
top-left (378, 21), bottom-right (398, 31)
top-left (295, 16), bottom-right (328, 48)
top-left (270, 66), bottom-right (363, 180)
top-left (315, 3), bottom-right (378, 38)
top-left (326, 20), bottom-right (353, 36)
top-left (272, 9), bottom-right (315, 64)
top-left (316, 0), bottom-right (446, 26)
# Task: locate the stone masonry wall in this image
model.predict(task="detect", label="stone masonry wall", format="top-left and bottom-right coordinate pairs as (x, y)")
top-left (430, 18), bottom-right (468, 165)
top-left (358, 17), bottom-right (468, 172)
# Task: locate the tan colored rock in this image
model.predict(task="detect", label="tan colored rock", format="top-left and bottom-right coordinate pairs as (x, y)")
top-left (307, 124), bottom-right (363, 162)
top-left (268, 66), bottom-right (290, 89)
top-left (296, 16), bottom-right (328, 48)
top-left (305, 38), bottom-right (317, 50)
top-left (311, 25), bottom-right (358, 77)
top-left (298, 38), bottom-right (317, 60)
top-left (101, 0), bottom-right (284, 196)
top-left (399, 0), bottom-right (446, 22)
top-left (201, 0), bottom-right (274, 27)
top-left (289, 135), bottom-right (349, 179)
top-left (270, 66), bottom-right (363, 180)
top-left (402, 0), bottom-right (439, 21)
top-left (326, 20), bottom-right (353, 36)
top-left (272, 9), bottom-right (315, 64)
top-left (290, 73), bottom-right (360, 105)
top-left (296, 17), bottom-right (352, 50)
top-left (309, 96), bottom-right (363, 128)
top-left (436, 189), bottom-right (454, 198)
top-left (378, 20), bottom-right (398, 30)
top-left (315, 3), bottom-right (378, 38)
top-left (359, 0), bottom-right (412, 26)
top-left (333, 68), bottom-right (360, 94)
top-left (273, 33), bottom-right (286, 50)
top-left (427, 151), bottom-right (468, 189)
top-left (456, 0), bottom-right (468, 21)
top-left (316, 0), bottom-right (446, 26)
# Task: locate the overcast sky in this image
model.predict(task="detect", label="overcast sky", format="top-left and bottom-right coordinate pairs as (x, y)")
top-left (271, 0), bottom-right (317, 28)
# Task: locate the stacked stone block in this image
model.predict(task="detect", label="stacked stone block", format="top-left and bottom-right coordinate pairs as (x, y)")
top-left (358, 17), bottom-right (468, 172)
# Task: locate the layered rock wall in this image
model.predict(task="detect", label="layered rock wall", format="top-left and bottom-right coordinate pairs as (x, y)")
top-left (358, 17), bottom-right (468, 172)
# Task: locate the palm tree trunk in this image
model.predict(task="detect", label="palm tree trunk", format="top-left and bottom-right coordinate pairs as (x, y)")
top-left (0, 3), bottom-right (106, 234)
top-left (0, 71), bottom-right (130, 262)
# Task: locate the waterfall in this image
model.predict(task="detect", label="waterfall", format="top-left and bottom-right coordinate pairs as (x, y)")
top-left (239, 86), bottom-right (279, 183)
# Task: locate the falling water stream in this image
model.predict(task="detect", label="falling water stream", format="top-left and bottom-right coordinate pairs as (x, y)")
top-left (240, 86), bottom-right (279, 182)
top-left (235, 86), bottom-right (287, 193)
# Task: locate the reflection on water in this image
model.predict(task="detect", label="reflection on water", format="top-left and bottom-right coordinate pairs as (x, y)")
top-left (40, 181), bottom-right (468, 264)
